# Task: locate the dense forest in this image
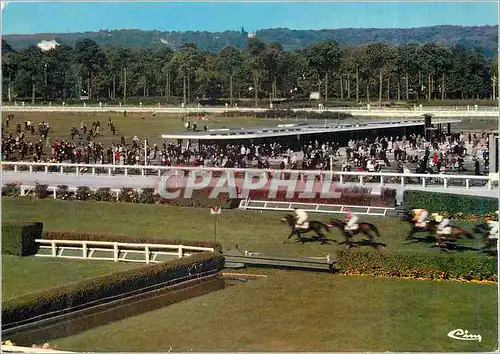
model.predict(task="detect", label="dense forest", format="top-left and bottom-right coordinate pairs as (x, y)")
top-left (3, 25), bottom-right (498, 57)
top-left (2, 36), bottom-right (498, 105)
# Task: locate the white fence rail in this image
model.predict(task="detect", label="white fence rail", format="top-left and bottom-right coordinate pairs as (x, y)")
top-left (1, 345), bottom-right (73, 353)
top-left (2, 161), bottom-right (497, 191)
top-left (239, 199), bottom-right (394, 216)
top-left (35, 239), bottom-right (214, 264)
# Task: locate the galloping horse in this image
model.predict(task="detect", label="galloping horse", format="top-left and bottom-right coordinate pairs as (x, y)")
top-left (403, 213), bottom-right (474, 247)
top-left (402, 213), bottom-right (436, 239)
top-left (473, 221), bottom-right (498, 250)
top-left (281, 214), bottom-right (330, 244)
top-left (328, 218), bottom-right (381, 248)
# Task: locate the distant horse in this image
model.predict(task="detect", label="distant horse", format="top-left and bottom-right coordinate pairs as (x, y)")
top-left (281, 214), bottom-right (330, 244)
top-left (328, 218), bottom-right (381, 248)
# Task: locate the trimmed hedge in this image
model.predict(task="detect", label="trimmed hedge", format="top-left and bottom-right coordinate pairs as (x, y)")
top-left (43, 231), bottom-right (223, 254)
top-left (2, 222), bottom-right (43, 256)
top-left (2, 252), bottom-right (224, 325)
top-left (336, 250), bottom-right (497, 282)
top-left (403, 190), bottom-right (498, 215)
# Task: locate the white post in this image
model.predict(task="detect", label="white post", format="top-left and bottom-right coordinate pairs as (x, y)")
top-left (465, 179), bottom-right (470, 189)
top-left (359, 176), bottom-right (364, 185)
top-left (145, 245), bottom-right (150, 264)
top-left (114, 243), bottom-right (119, 262)
top-left (45, 166), bottom-right (48, 174)
top-left (83, 242), bottom-right (87, 259)
top-left (339, 174), bottom-right (343, 184)
top-left (443, 178), bottom-right (447, 188)
top-left (380, 176), bottom-right (384, 186)
top-left (422, 177), bottom-right (426, 187)
top-left (29, 166), bottom-right (33, 173)
top-left (14, 165), bottom-right (17, 173)
top-left (144, 139), bottom-right (147, 166)
top-left (92, 167), bottom-right (96, 175)
top-left (488, 180), bottom-right (492, 190)
top-left (53, 188), bottom-right (56, 199)
top-left (51, 240), bottom-right (56, 257)
top-left (124, 167), bottom-right (128, 176)
top-left (60, 166), bottom-right (64, 174)
top-left (178, 245), bottom-right (183, 258)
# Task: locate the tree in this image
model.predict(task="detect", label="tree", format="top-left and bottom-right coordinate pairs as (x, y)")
top-left (306, 41), bottom-right (341, 101)
top-left (74, 39), bottom-right (107, 99)
top-left (245, 37), bottom-right (267, 106)
top-left (217, 46), bottom-right (244, 106)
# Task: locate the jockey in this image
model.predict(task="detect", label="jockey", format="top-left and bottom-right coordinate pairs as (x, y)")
top-left (485, 211), bottom-right (499, 239)
top-left (432, 213), bottom-right (451, 235)
top-left (345, 207), bottom-right (359, 233)
top-left (412, 208), bottom-right (428, 227)
top-left (294, 208), bottom-right (309, 229)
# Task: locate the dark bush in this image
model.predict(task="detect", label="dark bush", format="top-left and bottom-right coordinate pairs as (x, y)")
top-left (56, 185), bottom-right (74, 201)
top-left (2, 252), bottom-right (224, 325)
top-left (139, 188), bottom-right (158, 204)
top-left (119, 188), bottom-right (139, 203)
top-left (34, 184), bottom-right (49, 199)
top-left (336, 250), bottom-right (497, 282)
top-left (75, 186), bottom-right (93, 201)
top-left (2, 222), bottom-right (43, 256)
top-left (2, 183), bottom-right (20, 197)
top-left (93, 188), bottom-right (114, 202)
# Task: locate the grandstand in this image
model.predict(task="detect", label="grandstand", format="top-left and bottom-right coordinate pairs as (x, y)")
top-left (161, 117), bottom-right (461, 148)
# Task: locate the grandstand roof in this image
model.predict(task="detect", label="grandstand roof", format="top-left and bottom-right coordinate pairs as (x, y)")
top-left (162, 118), bottom-right (462, 141)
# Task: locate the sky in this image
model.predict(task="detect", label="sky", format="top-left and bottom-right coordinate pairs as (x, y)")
top-left (1, 1), bottom-right (498, 35)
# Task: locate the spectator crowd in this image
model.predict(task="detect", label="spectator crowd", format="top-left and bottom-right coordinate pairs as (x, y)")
top-left (1, 114), bottom-right (492, 176)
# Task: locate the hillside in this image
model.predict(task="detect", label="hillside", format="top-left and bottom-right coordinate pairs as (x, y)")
top-left (2, 25), bottom-right (498, 56)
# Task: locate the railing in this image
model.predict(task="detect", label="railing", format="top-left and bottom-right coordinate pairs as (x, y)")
top-left (2, 161), bottom-right (497, 191)
top-left (35, 239), bottom-right (214, 264)
top-left (238, 199), bottom-right (394, 216)
top-left (0, 345), bottom-right (73, 353)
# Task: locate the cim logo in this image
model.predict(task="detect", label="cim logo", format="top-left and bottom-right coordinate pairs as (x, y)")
top-left (447, 329), bottom-right (482, 342)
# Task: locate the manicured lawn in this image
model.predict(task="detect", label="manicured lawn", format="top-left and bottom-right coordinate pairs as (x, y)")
top-left (2, 198), bottom-right (497, 351)
top-left (2, 255), bottom-right (141, 301)
top-left (52, 269), bottom-right (497, 352)
top-left (2, 198), bottom-right (491, 258)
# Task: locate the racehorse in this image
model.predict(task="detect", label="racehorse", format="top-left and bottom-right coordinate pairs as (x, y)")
top-left (281, 214), bottom-right (330, 244)
top-left (473, 221), bottom-right (498, 250)
top-left (403, 213), bottom-right (474, 247)
top-left (328, 218), bottom-right (381, 248)
top-left (402, 213), bottom-right (437, 239)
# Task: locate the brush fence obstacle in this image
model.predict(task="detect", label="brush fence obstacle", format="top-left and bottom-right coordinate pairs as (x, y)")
top-left (35, 239), bottom-right (214, 264)
top-left (238, 199), bottom-right (394, 216)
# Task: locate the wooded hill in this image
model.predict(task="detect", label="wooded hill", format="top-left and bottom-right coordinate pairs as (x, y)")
top-left (3, 25), bottom-right (498, 57)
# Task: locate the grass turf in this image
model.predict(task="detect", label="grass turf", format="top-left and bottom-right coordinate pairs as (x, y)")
top-left (2, 198), bottom-right (497, 351)
top-left (51, 269), bottom-right (497, 352)
top-left (2, 255), bottom-right (142, 301)
top-left (1, 198), bottom-right (491, 258)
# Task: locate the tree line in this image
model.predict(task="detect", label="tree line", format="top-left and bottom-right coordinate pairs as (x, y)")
top-left (2, 37), bottom-right (498, 106)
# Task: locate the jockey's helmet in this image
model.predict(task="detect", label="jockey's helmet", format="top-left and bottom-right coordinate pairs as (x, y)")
top-left (434, 215), bottom-right (443, 223)
top-left (485, 217), bottom-right (493, 222)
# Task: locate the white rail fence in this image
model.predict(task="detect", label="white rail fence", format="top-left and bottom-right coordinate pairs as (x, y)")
top-left (35, 239), bottom-right (214, 264)
top-left (2, 161), bottom-right (497, 191)
top-left (238, 199), bottom-right (394, 216)
top-left (1, 344), bottom-right (73, 353)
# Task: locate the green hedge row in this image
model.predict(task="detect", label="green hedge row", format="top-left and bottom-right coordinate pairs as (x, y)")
top-left (2, 222), bottom-right (43, 256)
top-left (336, 250), bottom-right (497, 282)
top-left (403, 190), bottom-right (498, 215)
top-left (2, 252), bottom-right (225, 325)
top-left (43, 231), bottom-right (223, 254)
